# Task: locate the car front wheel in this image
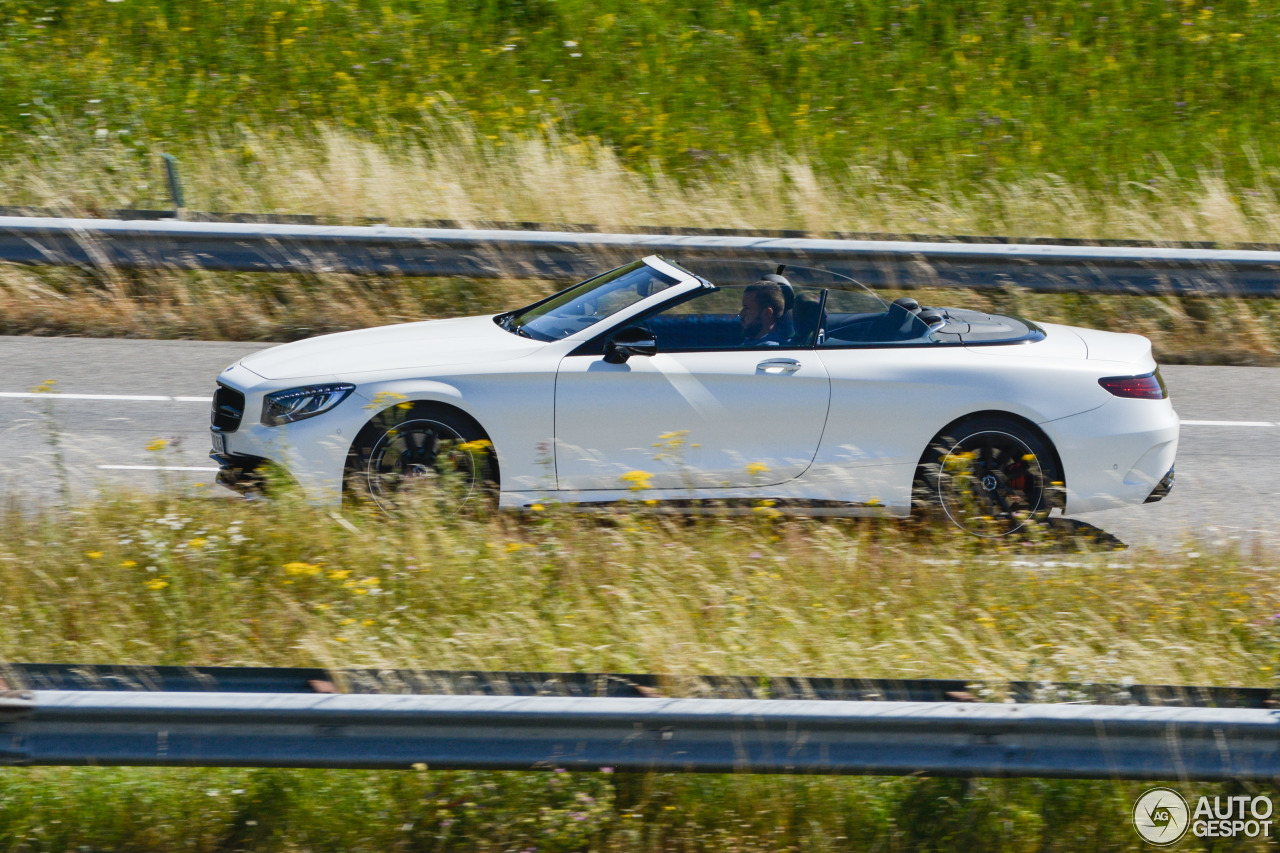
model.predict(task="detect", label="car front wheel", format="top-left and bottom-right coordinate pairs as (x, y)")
top-left (347, 404), bottom-right (497, 514)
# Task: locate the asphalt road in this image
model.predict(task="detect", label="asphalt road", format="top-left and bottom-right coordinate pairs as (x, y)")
top-left (1, 335), bottom-right (1276, 550)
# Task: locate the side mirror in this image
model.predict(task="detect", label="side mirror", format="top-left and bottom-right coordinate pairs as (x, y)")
top-left (604, 326), bottom-right (658, 364)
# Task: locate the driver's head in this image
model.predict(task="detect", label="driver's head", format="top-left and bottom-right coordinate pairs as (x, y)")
top-left (740, 281), bottom-right (786, 340)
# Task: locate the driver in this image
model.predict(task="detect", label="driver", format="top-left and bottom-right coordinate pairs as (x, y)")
top-left (738, 281), bottom-right (788, 346)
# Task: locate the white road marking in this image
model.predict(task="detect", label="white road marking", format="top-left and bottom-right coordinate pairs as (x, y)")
top-left (1181, 420), bottom-right (1276, 427)
top-left (0, 392), bottom-right (212, 402)
top-left (97, 465), bottom-right (220, 472)
top-left (2, 392), bottom-right (1275, 429)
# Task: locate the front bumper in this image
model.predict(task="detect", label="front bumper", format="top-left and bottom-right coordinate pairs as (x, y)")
top-left (208, 363), bottom-right (360, 506)
top-left (210, 452), bottom-right (271, 495)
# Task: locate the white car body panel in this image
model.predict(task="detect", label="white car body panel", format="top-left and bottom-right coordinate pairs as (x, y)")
top-left (239, 315), bottom-right (545, 380)
top-left (208, 257), bottom-right (1179, 525)
top-left (554, 348), bottom-right (830, 489)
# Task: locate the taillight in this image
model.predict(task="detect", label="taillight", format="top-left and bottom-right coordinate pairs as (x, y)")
top-left (1098, 370), bottom-right (1167, 400)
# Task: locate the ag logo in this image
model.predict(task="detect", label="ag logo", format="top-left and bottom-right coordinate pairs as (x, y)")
top-left (1133, 787), bottom-right (1190, 845)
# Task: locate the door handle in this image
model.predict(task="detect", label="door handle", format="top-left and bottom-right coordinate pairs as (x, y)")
top-left (756, 358), bottom-right (802, 375)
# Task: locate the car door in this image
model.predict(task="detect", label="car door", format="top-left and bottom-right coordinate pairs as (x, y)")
top-left (553, 285), bottom-right (831, 491)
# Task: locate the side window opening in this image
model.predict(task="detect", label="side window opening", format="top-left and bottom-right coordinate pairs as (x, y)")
top-left (624, 284), bottom-right (825, 352)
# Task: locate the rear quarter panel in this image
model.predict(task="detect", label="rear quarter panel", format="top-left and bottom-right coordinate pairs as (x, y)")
top-left (802, 343), bottom-right (1115, 508)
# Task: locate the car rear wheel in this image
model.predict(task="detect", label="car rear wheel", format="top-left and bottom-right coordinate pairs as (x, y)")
top-left (915, 417), bottom-right (1062, 537)
top-left (347, 404), bottom-right (497, 514)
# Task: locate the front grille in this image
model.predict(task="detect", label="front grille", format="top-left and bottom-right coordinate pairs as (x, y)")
top-left (211, 384), bottom-right (246, 432)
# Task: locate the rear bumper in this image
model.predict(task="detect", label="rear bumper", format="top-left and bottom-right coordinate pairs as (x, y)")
top-left (1044, 396), bottom-right (1179, 515)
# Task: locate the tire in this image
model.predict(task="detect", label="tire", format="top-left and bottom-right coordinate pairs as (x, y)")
top-left (346, 403), bottom-right (498, 514)
top-left (914, 416), bottom-right (1062, 537)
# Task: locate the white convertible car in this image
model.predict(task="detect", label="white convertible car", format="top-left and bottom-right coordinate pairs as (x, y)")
top-left (210, 256), bottom-right (1178, 535)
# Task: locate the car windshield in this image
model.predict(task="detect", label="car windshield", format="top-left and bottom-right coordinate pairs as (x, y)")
top-left (500, 261), bottom-right (680, 342)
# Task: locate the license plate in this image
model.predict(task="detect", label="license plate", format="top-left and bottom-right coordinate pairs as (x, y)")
top-left (211, 431), bottom-right (227, 455)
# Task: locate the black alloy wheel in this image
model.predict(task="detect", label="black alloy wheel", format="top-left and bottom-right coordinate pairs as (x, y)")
top-left (917, 417), bottom-right (1061, 537)
top-left (349, 406), bottom-right (496, 514)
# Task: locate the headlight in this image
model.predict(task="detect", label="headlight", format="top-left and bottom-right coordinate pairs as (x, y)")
top-left (261, 383), bottom-right (355, 426)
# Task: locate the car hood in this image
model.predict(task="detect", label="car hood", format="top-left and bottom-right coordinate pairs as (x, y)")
top-left (239, 315), bottom-right (544, 381)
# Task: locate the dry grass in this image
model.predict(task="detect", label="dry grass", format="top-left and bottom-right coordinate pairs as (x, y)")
top-left (1, 445), bottom-right (1273, 850)
top-left (0, 486), bottom-right (1274, 842)
top-left (1, 265), bottom-right (1275, 365)
top-left (2, 488), bottom-right (1275, 688)
top-left (10, 123), bottom-right (1280, 243)
top-left (4, 124), bottom-right (1280, 363)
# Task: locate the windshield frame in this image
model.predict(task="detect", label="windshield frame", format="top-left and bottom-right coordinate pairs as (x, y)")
top-left (497, 256), bottom-right (703, 342)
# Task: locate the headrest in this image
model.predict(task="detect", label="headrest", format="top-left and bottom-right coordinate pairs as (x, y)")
top-left (760, 274), bottom-right (794, 312)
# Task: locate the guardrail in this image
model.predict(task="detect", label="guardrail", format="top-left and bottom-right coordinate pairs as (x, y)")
top-left (3, 214), bottom-right (1280, 295)
top-left (3, 665), bottom-right (1277, 779)
top-left (3, 690), bottom-right (1278, 779)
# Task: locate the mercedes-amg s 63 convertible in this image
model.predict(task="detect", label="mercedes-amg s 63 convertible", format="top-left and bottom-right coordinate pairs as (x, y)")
top-left (210, 256), bottom-right (1178, 535)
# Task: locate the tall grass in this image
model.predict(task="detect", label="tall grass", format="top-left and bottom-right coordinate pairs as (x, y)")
top-left (12, 122), bottom-right (1280, 244)
top-left (4, 125), bottom-right (1280, 363)
top-left (2, 489), bottom-right (1275, 687)
top-left (0, 489), bottom-right (1276, 850)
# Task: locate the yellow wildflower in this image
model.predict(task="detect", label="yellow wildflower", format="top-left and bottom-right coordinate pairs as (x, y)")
top-left (620, 470), bottom-right (653, 491)
top-left (145, 579), bottom-right (169, 591)
top-left (284, 562), bottom-right (321, 576)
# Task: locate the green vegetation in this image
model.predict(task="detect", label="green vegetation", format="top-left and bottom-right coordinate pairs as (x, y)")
top-left (0, 767), bottom-right (1244, 851)
top-left (4, 3), bottom-right (1280, 362)
top-left (2, 2), bottom-right (1274, 846)
top-left (4, 0), bottom-right (1279, 191)
top-left (0, 489), bottom-right (1276, 849)
top-left (5, 490), bottom-right (1275, 691)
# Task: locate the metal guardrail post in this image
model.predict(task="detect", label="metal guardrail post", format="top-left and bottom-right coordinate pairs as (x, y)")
top-left (159, 154), bottom-right (185, 220)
